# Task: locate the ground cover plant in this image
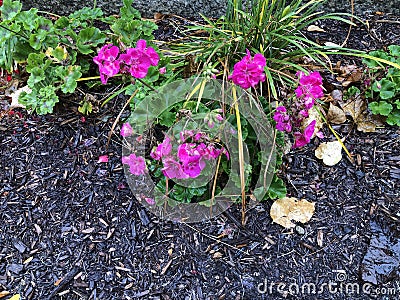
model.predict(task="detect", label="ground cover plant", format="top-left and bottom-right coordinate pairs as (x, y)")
top-left (0, 0), bottom-right (400, 298)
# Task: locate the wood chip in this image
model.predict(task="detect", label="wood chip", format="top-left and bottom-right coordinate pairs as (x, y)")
top-left (317, 230), bottom-right (324, 247)
top-left (81, 227), bottom-right (95, 234)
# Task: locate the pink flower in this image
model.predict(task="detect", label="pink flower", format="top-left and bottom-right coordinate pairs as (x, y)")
top-left (145, 197), bottom-right (155, 205)
top-left (135, 39), bottom-right (160, 66)
top-left (93, 44), bottom-right (121, 84)
top-left (182, 158), bottom-right (206, 178)
top-left (177, 143), bottom-right (201, 163)
top-left (150, 136), bottom-right (172, 160)
top-left (215, 114), bottom-right (224, 122)
top-left (273, 106), bottom-right (292, 132)
top-left (159, 67), bottom-right (166, 74)
top-left (98, 155), bottom-right (109, 163)
top-left (120, 122), bottom-right (133, 137)
top-left (162, 157), bottom-right (188, 179)
top-left (119, 40), bottom-right (159, 78)
top-left (122, 153), bottom-right (146, 175)
top-left (229, 49), bottom-right (266, 89)
top-left (293, 120), bottom-right (316, 148)
top-left (295, 71), bottom-right (324, 109)
top-left (119, 48), bottom-right (151, 78)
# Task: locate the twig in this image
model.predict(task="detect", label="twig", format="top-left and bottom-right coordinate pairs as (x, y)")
top-left (47, 267), bottom-right (79, 300)
top-left (106, 90), bottom-right (138, 150)
top-left (340, 0), bottom-right (354, 47)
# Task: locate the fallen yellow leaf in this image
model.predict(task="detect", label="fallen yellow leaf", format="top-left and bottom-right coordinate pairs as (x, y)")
top-left (270, 197), bottom-right (315, 229)
top-left (9, 295), bottom-right (21, 300)
top-left (315, 141), bottom-right (343, 166)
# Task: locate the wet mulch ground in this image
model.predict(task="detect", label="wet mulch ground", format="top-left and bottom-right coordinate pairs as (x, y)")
top-left (1, 12), bottom-right (400, 300)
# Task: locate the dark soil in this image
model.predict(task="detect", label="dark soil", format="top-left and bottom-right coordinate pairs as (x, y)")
top-left (1, 13), bottom-right (400, 300)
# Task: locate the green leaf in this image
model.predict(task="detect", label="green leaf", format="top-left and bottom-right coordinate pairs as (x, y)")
top-left (362, 50), bottom-right (389, 69)
top-left (29, 30), bottom-right (48, 50)
top-left (379, 78), bottom-right (396, 100)
top-left (158, 110), bottom-right (175, 127)
top-left (387, 67), bottom-right (400, 88)
top-left (76, 27), bottom-right (106, 54)
top-left (13, 40), bottom-right (34, 63)
top-left (395, 100), bottom-right (400, 109)
top-left (78, 100), bottom-right (93, 115)
top-left (36, 86), bottom-right (59, 114)
top-left (26, 53), bottom-right (45, 72)
top-left (267, 175), bottom-right (287, 200)
top-left (16, 9), bottom-right (39, 31)
top-left (54, 16), bottom-right (70, 30)
top-left (369, 101), bottom-right (393, 116)
top-left (60, 65), bottom-right (82, 93)
top-left (347, 86), bottom-right (360, 97)
top-left (386, 109), bottom-right (400, 126)
top-left (120, 0), bottom-right (141, 19)
top-left (388, 45), bottom-right (400, 57)
top-left (0, 0), bottom-right (22, 21)
top-left (69, 7), bottom-right (103, 22)
top-left (27, 67), bottom-right (45, 87)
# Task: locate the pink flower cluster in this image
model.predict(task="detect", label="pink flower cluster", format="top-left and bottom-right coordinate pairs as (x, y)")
top-left (295, 71), bottom-right (323, 112)
top-left (93, 40), bottom-right (160, 84)
top-left (229, 50), bottom-right (266, 89)
top-left (122, 153), bottom-right (146, 176)
top-left (273, 71), bottom-right (324, 148)
top-left (151, 131), bottom-right (228, 179)
top-left (119, 122), bottom-right (146, 175)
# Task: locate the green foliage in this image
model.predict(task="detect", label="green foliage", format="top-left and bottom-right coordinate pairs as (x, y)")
top-left (0, 0), bottom-right (158, 114)
top-left (363, 47), bottom-right (400, 126)
top-left (267, 174), bottom-right (287, 200)
top-left (169, 0), bottom-right (355, 98)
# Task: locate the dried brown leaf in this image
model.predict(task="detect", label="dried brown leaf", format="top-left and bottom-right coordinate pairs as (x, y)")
top-left (336, 64), bottom-right (363, 86)
top-left (340, 97), bottom-right (382, 132)
top-left (315, 141), bottom-right (343, 166)
top-left (327, 103), bottom-right (347, 124)
top-left (270, 197), bottom-right (315, 229)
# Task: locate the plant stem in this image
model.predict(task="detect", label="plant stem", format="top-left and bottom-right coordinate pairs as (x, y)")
top-left (136, 78), bottom-right (158, 93)
top-left (38, 11), bottom-right (61, 18)
top-left (0, 24), bottom-right (29, 40)
top-left (232, 86), bottom-right (247, 226)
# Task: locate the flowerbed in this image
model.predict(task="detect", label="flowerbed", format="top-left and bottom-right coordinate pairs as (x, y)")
top-left (1, 0), bottom-right (399, 225)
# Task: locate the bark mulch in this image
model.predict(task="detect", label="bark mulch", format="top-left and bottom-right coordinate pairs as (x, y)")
top-left (0, 11), bottom-right (400, 300)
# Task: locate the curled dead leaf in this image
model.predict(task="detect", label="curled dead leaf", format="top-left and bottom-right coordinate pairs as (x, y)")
top-left (315, 141), bottom-right (343, 166)
top-left (327, 103), bottom-right (347, 124)
top-left (270, 197), bottom-right (315, 229)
